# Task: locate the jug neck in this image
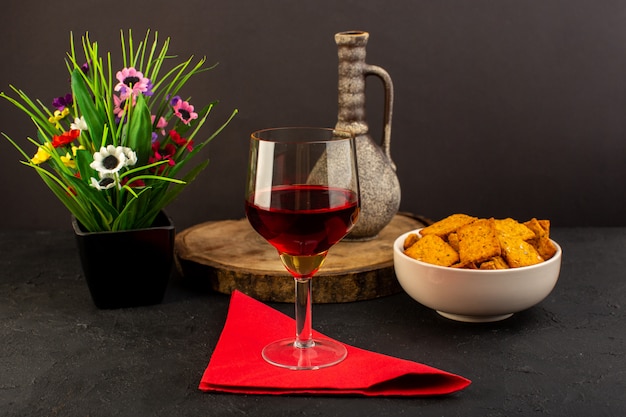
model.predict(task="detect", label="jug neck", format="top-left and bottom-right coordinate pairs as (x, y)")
top-left (335, 31), bottom-right (370, 135)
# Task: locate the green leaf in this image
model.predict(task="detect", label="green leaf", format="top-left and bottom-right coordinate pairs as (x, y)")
top-left (74, 148), bottom-right (95, 183)
top-left (22, 162), bottom-right (98, 230)
top-left (62, 172), bottom-right (119, 229)
top-left (126, 94), bottom-right (152, 165)
top-left (152, 159), bottom-right (209, 210)
top-left (115, 187), bottom-right (154, 230)
top-left (71, 68), bottom-right (106, 149)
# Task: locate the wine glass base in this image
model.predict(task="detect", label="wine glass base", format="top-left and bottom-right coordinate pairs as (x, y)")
top-left (262, 337), bottom-right (347, 370)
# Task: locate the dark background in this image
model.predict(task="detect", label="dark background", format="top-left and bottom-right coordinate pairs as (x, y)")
top-left (1, 0), bottom-right (624, 231)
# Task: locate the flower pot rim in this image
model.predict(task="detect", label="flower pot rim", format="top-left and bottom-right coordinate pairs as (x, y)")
top-left (71, 211), bottom-right (174, 236)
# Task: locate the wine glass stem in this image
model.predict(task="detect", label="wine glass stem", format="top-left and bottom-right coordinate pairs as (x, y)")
top-left (294, 278), bottom-right (314, 348)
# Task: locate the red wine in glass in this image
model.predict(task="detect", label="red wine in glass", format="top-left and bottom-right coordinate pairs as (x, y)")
top-left (245, 127), bottom-right (359, 369)
top-left (245, 184), bottom-right (358, 276)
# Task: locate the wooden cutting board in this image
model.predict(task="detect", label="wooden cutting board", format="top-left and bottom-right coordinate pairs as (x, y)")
top-left (174, 213), bottom-right (426, 303)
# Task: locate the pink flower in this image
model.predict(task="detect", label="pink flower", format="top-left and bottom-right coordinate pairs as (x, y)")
top-left (114, 67), bottom-right (152, 98)
top-left (113, 94), bottom-right (136, 121)
top-left (172, 98), bottom-right (198, 125)
top-left (151, 115), bottom-right (168, 136)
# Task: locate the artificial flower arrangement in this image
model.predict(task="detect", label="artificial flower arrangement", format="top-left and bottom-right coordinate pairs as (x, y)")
top-left (1, 30), bottom-right (237, 232)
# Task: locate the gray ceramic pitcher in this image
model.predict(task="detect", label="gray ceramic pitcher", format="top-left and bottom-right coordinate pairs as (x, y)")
top-left (335, 31), bottom-right (401, 240)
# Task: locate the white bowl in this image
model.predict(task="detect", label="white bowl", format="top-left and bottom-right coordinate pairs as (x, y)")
top-left (393, 229), bottom-right (562, 322)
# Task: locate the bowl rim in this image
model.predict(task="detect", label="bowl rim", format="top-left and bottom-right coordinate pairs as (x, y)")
top-left (394, 228), bottom-right (562, 273)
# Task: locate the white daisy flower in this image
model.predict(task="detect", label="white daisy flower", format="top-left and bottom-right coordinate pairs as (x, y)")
top-left (89, 174), bottom-right (117, 190)
top-left (70, 116), bottom-right (89, 132)
top-left (90, 145), bottom-right (127, 174)
top-left (121, 147), bottom-right (138, 166)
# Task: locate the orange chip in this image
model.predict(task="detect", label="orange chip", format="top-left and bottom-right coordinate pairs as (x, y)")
top-left (524, 218), bottom-right (557, 260)
top-left (479, 256), bottom-right (509, 270)
top-left (534, 236), bottom-right (557, 260)
top-left (499, 237), bottom-right (544, 268)
top-left (404, 234), bottom-right (459, 267)
top-left (479, 260), bottom-right (498, 270)
top-left (457, 218), bottom-right (501, 265)
top-left (447, 232), bottom-right (460, 252)
top-left (494, 218), bottom-right (535, 241)
top-left (524, 218), bottom-right (547, 239)
top-left (538, 219), bottom-right (551, 235)
top-left (419, 213), bottom-right (477, 238)
top-left (492, 256), bottom-right (510, 269)
top-left (403, 233), bottom-right (419, 250)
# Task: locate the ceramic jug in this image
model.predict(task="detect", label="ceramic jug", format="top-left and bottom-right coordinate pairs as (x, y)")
top-left (335, 31), bottom-right (401, 240)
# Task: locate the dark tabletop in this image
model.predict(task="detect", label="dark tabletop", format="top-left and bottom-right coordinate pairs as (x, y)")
top-left (1, 227), bottom-right (624, 417)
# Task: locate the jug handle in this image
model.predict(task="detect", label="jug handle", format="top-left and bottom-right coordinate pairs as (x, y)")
top-left (364, 64), bottom-right (396, 170)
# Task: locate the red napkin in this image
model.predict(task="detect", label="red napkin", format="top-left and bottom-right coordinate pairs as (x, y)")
top-left (199, 291), bottom-right (471, 396)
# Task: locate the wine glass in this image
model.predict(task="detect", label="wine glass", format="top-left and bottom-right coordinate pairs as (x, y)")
top-left (245, 127), bottom-right (360, 370)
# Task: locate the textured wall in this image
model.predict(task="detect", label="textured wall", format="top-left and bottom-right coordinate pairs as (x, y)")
top-left (1, 0), bottom-right (624, 230)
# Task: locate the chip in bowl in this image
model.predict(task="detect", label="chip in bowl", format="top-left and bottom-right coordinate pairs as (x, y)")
top-left (403, 214), bottom-right (557, 269)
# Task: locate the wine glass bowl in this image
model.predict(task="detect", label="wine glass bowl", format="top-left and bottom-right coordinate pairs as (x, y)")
top-left (245, 127), bottom-right (360, 369)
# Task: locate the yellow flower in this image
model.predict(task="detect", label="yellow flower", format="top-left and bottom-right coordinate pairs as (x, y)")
top-left (60, 152), bottom-right (76, 169)
top-left (31, 145), bottom-right (52, 164)
top-left (71, 144), bottom-right (85, 156)
top-left (47, 108), bottom-right (70, 125)
top-left (59, 145), bottom-right (86, 169)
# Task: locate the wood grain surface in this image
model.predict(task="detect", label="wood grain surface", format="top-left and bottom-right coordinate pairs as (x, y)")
top-left (174, 214), bottom-right (426, 303)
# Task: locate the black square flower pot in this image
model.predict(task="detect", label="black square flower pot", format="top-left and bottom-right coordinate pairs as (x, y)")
top-left (72, 211), bottom-right (175, 309)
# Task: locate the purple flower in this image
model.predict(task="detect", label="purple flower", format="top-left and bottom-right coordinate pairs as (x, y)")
top-left (52, 93), bottom-right (73, 111)
top-left (144, 80), bottom-right (154, 96)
